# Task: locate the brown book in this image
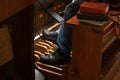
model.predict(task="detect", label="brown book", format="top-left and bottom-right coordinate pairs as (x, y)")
top-left (77, 12), bottom-right (109, 22)
top-left (79, 19), bottom-right (108, 27)
top-left (80, 2), bottom-right (109, 15)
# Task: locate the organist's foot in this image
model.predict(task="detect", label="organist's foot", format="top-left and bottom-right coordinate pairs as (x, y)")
top-left (39, 48), bottom-right (71, 65)
top-left (42, 30), bottom-right (58, 43)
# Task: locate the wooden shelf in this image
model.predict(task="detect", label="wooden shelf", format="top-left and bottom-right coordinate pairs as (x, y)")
top-left (102, 28), bottom-right (117, 53)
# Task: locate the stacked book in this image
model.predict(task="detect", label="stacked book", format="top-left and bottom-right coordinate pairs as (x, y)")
top-left (77, 2), bottom-right (110, 26)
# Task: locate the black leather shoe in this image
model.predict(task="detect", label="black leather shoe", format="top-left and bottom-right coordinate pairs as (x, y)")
top-left (42, 30), bottom-right (58, 43)
top-left (40, 49), bottom-right (71, 65)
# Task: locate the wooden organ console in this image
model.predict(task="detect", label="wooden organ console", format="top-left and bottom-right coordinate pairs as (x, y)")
top-left (34, 0), bottom-right (120, 80)
top-left (34, 15), bottom-right (120, 80)
top-left (0, 0), bottom-right (120, 80)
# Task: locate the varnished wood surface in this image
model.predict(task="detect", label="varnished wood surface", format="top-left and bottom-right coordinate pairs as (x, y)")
top-left (68, 24), bottom-right (103, 80)
top-left (0, 0), bottom-right (35, 79)
top-left (111, 65), bottom-right (120, 80)
top-left (66, 16), bottom-right (113, 34)
top-left (0, 0), bottom-right (35, 22)
top-left (66, 15), bottom-right (119, 80)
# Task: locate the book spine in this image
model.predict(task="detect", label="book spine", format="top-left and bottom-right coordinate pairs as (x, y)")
top-left (80, 7), bottom-right (106, 15)
top-left (77, 13), bottom-right (109, 22)
top-left (79, 2), bottom-right (109, 15)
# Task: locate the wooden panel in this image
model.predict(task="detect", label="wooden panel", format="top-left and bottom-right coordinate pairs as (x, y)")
top-left (6, 5), bottom-right (35, 80)
top-left (0, 25), bottom-right (13, 66)
top-left (0, 0), bottom-right (35, 80)
top-left (67, 26), bottom-right (103, 80)
top-left (0, 0), bottom-right (35, 22)
top-left (0, 0), bottom-right (7, 22)
top-left (66, 15), bottom-right (119, 80)
top-left (66, 16), bottom-right (105, 80)
top-left (7, 0), bottom-right (35, 17)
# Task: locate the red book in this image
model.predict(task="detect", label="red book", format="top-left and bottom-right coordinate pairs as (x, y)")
top-left (80, 2), bottom-right (109, 15)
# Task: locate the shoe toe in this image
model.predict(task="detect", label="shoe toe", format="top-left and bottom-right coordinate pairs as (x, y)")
top-left (39, 52), bottom-right (71, 65)
top-left (42, 30), bottom-right (58, 43)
